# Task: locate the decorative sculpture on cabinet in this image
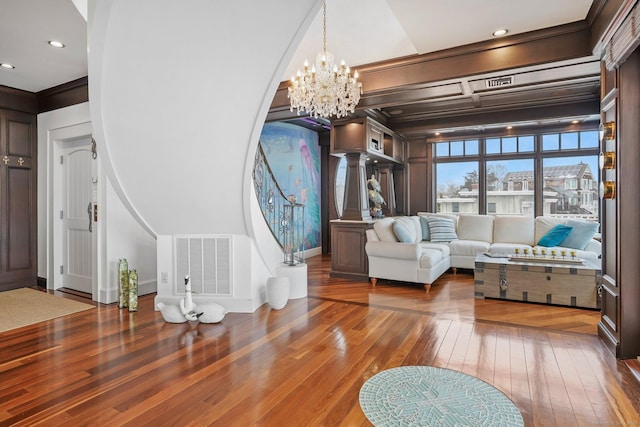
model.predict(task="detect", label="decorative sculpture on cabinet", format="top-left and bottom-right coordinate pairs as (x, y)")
top-left (367, 174), bottom-right (385, 218)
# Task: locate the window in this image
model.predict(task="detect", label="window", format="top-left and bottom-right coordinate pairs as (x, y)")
top-left (435, 161), bottom-right (479, 214)
top-left (543, 130), bottom-right (599, 151)
top-left (487, 159), bottom-right (534, 215)
top-left (543, 157), bottom-right (598, 220)
top-left (565, 179), bottom-right (578, 189)
top-left (486, 135), bottom-right (535, 154)
top-left (435, 140), bottom-right (479, 158)
top-left (432, 128), bottom-right (599, 220)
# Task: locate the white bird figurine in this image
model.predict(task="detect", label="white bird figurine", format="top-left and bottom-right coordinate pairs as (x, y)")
top-left (195, 302), bottom-right (227, 323)
top-left (179, 275), bottom-right (202, 321)
top-left (157, 275), bottom-right (227, 324)
top-left (156, 302), bottom-right (189, 323)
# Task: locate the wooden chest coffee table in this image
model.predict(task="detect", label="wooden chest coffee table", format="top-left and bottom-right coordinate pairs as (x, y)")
top-left (474, 254), bottom-right (601, 309)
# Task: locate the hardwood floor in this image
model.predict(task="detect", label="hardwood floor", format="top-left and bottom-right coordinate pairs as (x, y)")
top-left (1, 254), bottom-right (639, 426)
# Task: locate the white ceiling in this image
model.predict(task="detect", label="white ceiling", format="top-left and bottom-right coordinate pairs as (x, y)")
top-left (0, 0), bottom-right (593, 93)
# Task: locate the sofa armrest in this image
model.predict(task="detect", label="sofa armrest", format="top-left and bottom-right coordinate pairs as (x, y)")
top-left (584, 239), bottom-right (601, 256)
top-left (365, 241), bottom-right (420, 260)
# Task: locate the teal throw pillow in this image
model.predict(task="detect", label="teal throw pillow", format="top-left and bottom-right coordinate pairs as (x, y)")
top-left (392, 221), bottom-right (414, 243)
top-left (427, 217), bottom-right (458, 242)
top-left (537, 224), bottom-right (573, 247)
top-left (560, 220), bottom-right (599, 250)
top-left (419, 216), bottom-right (430, 241)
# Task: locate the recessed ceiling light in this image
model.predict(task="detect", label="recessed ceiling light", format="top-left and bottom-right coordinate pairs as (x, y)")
top-left (506, 126), bottom-right (513, 129)
top-left (493, 29), bottom-right (508, 37)
top-left (0, 63), bottom-right (15, 69)
top-left (48, 40), bottom-right (65, 48)
top-left (389, 109), bottom-right (403, 115)
top-left (571, 120), bottom-right (579, 124)
top-left (435, 132), bottom-right (441, 136)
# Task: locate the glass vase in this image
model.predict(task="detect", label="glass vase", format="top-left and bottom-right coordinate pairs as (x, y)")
top-left (128, 269), bottom-right (138, 312)
top-left (118, 259), bottom-right (129, 309)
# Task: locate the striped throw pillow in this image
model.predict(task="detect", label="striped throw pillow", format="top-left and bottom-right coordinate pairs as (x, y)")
top-left (427, 217), bottom-right (458, 242)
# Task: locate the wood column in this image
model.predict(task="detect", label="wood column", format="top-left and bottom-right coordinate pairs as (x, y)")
top-left (341, 153), bottom-right (371, 221)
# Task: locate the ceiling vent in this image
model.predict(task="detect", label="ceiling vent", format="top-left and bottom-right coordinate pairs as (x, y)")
top-left (485, 75), bottom-right (514, 88)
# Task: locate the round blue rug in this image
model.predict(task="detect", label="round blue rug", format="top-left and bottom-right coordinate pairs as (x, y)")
top-left (359, 366), bottom-right (524, 426)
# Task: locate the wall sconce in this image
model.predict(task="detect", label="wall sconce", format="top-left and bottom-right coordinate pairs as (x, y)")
top-left (599, 121), bottom-right (616, 141)
top-left (599, 151), bottom-right (616, 170)
top-left (600, 181), bottom-right (616, 200)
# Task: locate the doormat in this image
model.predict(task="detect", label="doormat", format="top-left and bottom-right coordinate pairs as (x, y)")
top-left (0, 288), bottom-right (95, 333)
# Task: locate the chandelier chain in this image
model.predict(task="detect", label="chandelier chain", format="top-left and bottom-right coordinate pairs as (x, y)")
top-left (323, 2), bottom-right (327, 53)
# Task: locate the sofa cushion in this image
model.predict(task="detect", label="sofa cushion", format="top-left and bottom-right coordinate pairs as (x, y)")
top-left (490, 243), bottom-right (532, 254)
top-left (538, 224), bottom-right (573, 247)
top-left (448, 240), bottom-right (490, 256)
top-left (373, 217), bottom-right (397, 242)
top-left (420, 242), bottom-right (451, 257)
top-left (494, 215), bottom-right (534, 245)
top-left (392, 221), bottom-right (414, 243)
top-left (426, 217), bottom-right (458, 242)
top-left (560, 220), bottom-right (599, 250)
top-left (456, 214), bottom-right (494, 242)
top-left (419, 249), bottom-right (445, 268)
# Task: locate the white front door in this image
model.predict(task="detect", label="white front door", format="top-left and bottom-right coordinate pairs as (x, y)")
top-left (61, 139), bottom-right (96, 294)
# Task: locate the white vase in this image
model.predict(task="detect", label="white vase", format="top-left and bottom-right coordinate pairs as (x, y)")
top-left (266, 276), bottom-right (290, 310)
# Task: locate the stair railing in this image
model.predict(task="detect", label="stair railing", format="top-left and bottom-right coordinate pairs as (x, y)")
top-left (253, 143), bottom-right (305, 265)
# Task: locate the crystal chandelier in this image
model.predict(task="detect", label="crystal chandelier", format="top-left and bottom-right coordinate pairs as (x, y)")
top-left (288, 2), bottom-right (362, 119)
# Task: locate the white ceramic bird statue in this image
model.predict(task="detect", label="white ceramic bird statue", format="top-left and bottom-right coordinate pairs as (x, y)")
top-left (156, 302), bottom-right (189, 323)
top-left (180, 275), bottom-right (203, 321)
top-left (195, 302), bottom-right (227, 323)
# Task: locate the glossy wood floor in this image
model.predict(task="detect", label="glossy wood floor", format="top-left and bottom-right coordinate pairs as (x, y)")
top-left (1, 255), bottom-right (639, 426)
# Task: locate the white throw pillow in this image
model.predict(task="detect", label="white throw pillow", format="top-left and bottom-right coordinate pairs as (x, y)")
top-left (373, 217), bottom-right (397, 242)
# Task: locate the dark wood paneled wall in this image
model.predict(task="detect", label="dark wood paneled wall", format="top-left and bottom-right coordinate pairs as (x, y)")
top-left (270, 22), bottom-right (594, 118)
top-left (37, 77), bottom-right (89, 113)
top-left (1, 77), bottom-right (88, 115)
top-left (0, 86), bottom-right (38, 114)
top-left (616, 48), bottom-right (640, 358)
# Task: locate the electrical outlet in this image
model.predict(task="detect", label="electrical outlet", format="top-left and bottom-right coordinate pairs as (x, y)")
top-left (161, 272), bottom-right (168, 283)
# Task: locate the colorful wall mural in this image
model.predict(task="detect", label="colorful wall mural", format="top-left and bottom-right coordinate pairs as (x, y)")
top-left (259, 122), bottom-right (321, 250)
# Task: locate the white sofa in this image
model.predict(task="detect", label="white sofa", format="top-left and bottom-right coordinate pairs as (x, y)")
top-left (364, 214), bottom-right (601, 291)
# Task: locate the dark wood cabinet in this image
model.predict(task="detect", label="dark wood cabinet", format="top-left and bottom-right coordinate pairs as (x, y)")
top-left (0, 109), bottom-right (37, 291)
top-left (331, 117), bottom-right (405, 164)
top-left (329, 220), bottom-right (373, 280)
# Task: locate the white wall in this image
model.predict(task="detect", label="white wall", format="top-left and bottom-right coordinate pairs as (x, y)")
top-left (87, 0), bottom-right (321, 310)
top-left (104, 179), bottom-right (157, 301)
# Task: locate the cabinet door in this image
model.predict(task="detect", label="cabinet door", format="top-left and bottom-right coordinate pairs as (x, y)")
top-left (0, 110), bottom-right (37, 290)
